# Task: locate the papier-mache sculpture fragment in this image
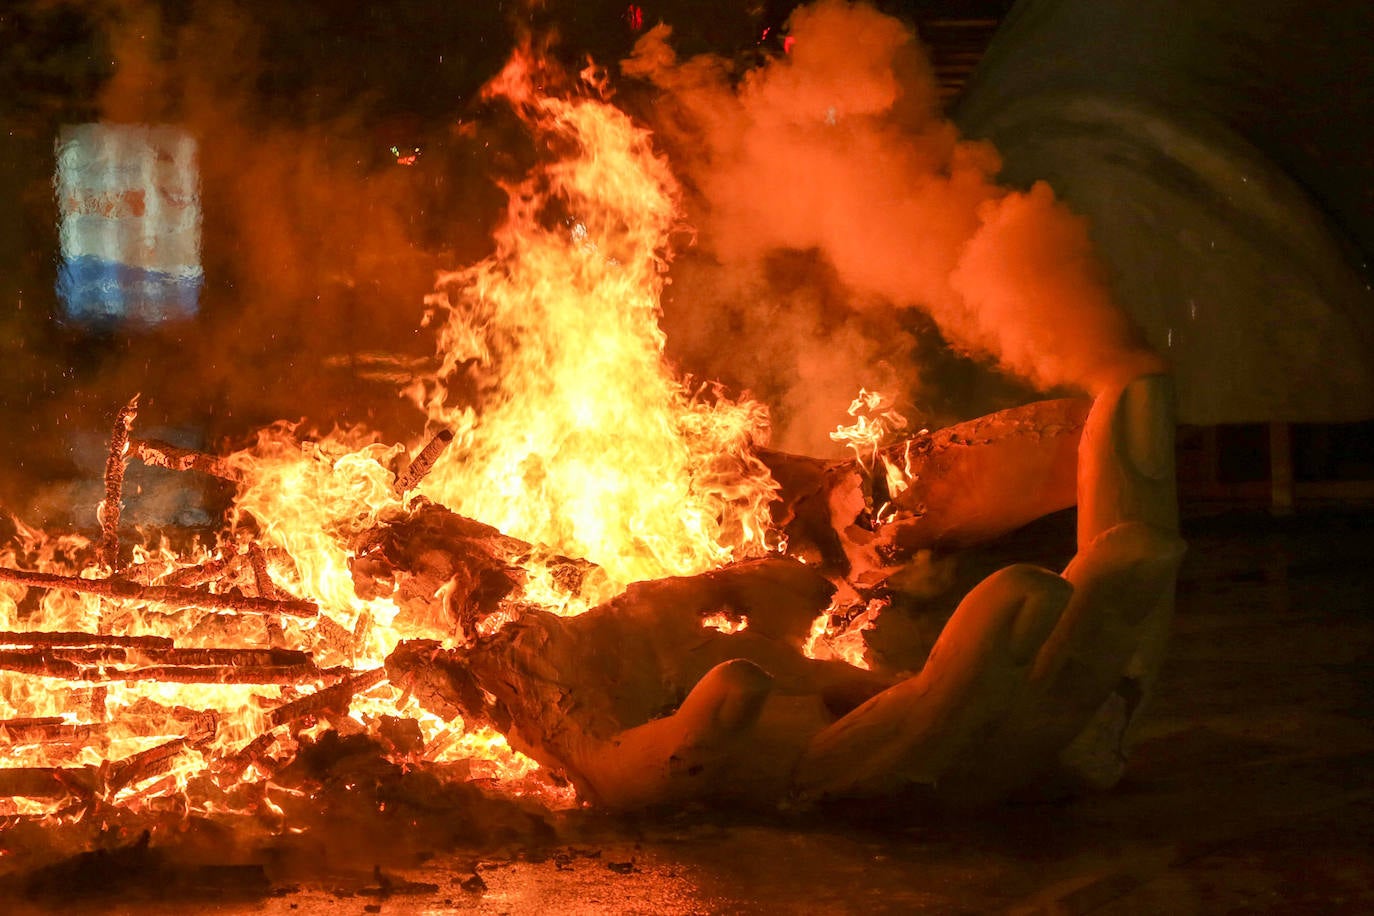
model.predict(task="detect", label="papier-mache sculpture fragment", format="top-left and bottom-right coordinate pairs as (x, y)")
top-left (384, 372), bottom-right (1183, 809)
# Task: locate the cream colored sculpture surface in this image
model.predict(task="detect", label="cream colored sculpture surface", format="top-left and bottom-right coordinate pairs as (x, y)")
top-left (389, 373), bottom-right (1183, 808)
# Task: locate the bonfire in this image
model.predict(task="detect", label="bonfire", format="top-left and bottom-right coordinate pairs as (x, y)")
top-left (0, 31), bottom-right (1180, 869)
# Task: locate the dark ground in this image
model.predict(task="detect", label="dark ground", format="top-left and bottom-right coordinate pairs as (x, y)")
top-left (5, 501), bottom-right (1371, 915)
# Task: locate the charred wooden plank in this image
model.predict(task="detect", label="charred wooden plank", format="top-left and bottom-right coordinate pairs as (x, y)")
top-left (218, 731), bottom-right (277, 779)
top-left (392, 428), bottom-right (454, 497)
top-left (97, 394), bottom-right (140, 571)
top-left (246, 547), bottom-right (290, 647)
top-left (141, 646), bottom-right (310, 667)
top-left (0, 631), bottom-right (172, 650)
top-left (246, 544), bottom-right (280, 599)
top-left (0, 649), bottom-right (329, 684)
top-left (0, 646), bottom-right (129, 665)
top-left (217, 668), bottom-right (388, 778)
top-left (125, 546), bottom-right (263, 589)
top-left (0, 717), bottom-right (108, 744)
top-left (129, 437), bottom-right (239, 481)
top-left (162, 551), bottom-right (247, 588)
top-left (109, 664), bottom-right (324, 685)
top-left (2, 724), bottom-right (213, 800)
top-left (0, 645), bottom-right (311, 667)
top-left (0, 567), bottom-right (318, 617)
top-left (105, 738), bottom-right (193, 794)
top-left (311, 613), bottom-right (358, 660)
top-left (0, 650), bottom-right (82, 678)
top-left (268, 667), bottom-right (387, 728)
top-left (0, 716), bottom-right (64, 729)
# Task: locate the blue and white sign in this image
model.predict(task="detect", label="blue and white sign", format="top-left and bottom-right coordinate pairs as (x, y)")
top-left (55, 123), bottom-right (203, 326)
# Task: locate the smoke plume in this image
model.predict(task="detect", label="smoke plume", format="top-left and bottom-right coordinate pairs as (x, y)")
top-left (626, 0), bottom-right (1161, 454)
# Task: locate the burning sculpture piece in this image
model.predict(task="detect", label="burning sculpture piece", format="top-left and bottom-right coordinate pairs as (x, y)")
top-left (385, 373), bottom-right (1182, 808)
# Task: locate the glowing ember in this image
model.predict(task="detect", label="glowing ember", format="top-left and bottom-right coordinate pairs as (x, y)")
top-left (701, 611), bottom-right (749, 634)
top-left (390, 145), bottom-right (421, 166)
top-left (802, 598), bottom-right (886, 669)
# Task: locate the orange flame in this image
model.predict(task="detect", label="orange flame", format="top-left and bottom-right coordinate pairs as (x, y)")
top-left (829, 388), bottom-right (921, 525)
top-left (1, 47), bottom-right (792, 821)
top-left (408, 51), bottom-right (779, 606)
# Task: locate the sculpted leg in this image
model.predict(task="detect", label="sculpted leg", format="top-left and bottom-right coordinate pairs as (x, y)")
top-left (942, 373), bottom-right (1184, 801)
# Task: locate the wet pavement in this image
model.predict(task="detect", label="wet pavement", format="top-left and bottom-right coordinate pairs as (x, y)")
top-left (11, 504), bottom-right (1373, 914)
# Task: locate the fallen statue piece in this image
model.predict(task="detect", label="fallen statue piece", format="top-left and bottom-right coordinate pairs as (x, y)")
top-left (762, 396), bottom-right (1089, 587)
top-left (386, 373), bottom-right (1184, 808)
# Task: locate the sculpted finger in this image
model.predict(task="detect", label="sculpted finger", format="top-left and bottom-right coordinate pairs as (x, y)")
top-left (794, 564), bottom-right (1071, 801)
top-left (1078, 373), bottom-right (1178, 549)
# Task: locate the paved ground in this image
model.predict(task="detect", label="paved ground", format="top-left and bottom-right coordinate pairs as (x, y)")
top-left (11, 504), bottom-right (1373, 914)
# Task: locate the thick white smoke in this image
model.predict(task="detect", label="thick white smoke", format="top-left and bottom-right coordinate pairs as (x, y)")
top-left (626, 0), bottom-right (1161, 453)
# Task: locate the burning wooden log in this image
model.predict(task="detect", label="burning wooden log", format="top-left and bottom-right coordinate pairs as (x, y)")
top-left (392, 428), bottom-right (455, 497)
top-left (129, 437), bottom-right (239, 481)
top-left (218, 668), bottom-right (388, 777)
top-left (0, 645), bottom-right (312, 667)
top-left (0, 566), bottom-right (319, 617)
top-left (105, 738), bottom-right (200, 795)
top-left (246, 545), bottom-right (290, 647)
top-left (311, 613), bottom-right (361, 660)
top-left (220, 732), bottom-right (278, 778)
top-left (0, 639), bottom-right (343, 685)
top-left (267, 667), bottom-right (387, 728)
top-left (247, 544), bottom-right (281, 599)
top-left (0, 648), bottom-right (333, 684)
top-left (115, 664), bottom-right (336, 685)
top-left (0, 712), bottom-right (215, 803)
top-left (0, 631), bottom-right (172, 650)
top-left (162, 551), bottom-right (248, 588)
top-left (0, 716), bottom-right (62, 731)
top-left (97, 394), bottom-right (140, 571)
top-left (0, 650), bottom-right (83, 678)
top-left (0, 717), bottom-right (108, 744)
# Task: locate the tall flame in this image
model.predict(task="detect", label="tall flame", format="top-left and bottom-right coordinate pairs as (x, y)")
top-left (408, 52), bottom-right (778, 602)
